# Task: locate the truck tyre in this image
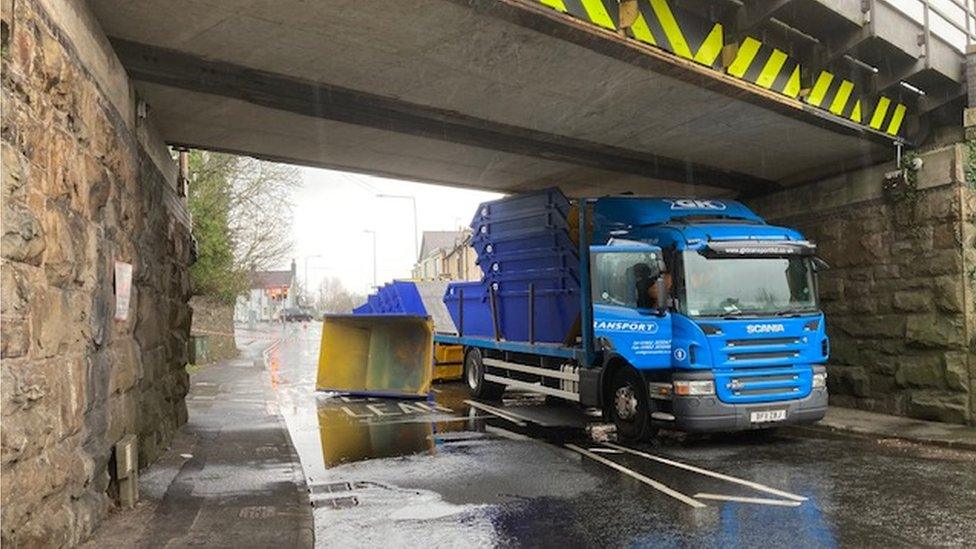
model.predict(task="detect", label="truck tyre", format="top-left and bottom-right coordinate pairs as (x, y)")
top-left (608, 367), bottom-right (656, 442)
top-left (464, 348), bottom-right (505, 400)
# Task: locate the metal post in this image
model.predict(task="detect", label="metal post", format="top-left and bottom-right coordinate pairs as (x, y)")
top-left (304, 254), bottom-right (323, 304)
top-left (364, 230), bottom-right (377, 289)
top-left (458, 288), bottom-right (464, 337)
top-left (489, 285), bottom-right (501, 342)
top-left (528, 283), bottom-right (536, 345)
top-left (578, 200), bottom-right (595, 367)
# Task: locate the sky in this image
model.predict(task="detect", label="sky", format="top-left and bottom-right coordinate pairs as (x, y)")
top-left (289, 168), bottom-right (503, 296)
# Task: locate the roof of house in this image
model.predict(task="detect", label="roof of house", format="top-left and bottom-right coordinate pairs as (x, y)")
top-left (418, 230), bottom-right (464, 261)
top-left (249, 270), bottom-right (294, 289)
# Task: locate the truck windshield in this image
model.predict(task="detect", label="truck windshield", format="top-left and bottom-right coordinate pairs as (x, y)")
top-left (591, 251), bottom-right (661, 309)
top-left (680, 251), bottom-right (817, 317)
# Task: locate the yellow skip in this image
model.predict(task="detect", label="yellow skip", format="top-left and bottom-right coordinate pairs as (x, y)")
top-left (317, 315), bottom-right (434, 397)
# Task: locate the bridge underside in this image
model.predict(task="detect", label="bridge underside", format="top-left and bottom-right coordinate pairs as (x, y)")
top-left (92, 0), bottom-right (899, 197)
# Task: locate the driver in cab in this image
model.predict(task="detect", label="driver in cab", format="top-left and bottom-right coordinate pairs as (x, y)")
top-left (634, 263), bottom-right (671, 310)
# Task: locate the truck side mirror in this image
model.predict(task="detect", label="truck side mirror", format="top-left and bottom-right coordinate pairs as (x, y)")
top-left (812, 257), bottom-right (830, 272)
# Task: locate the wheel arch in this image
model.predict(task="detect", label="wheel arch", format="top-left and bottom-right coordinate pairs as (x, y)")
top-left (600, 353), bottom-right (637, 409)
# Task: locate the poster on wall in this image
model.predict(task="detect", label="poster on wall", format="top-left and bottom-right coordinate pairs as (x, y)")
top-left (114, 261), bottom-right (133, 321)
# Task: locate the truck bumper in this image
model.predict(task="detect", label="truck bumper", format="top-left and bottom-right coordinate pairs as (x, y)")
top-left (662, 370), bottom-right (828, 433)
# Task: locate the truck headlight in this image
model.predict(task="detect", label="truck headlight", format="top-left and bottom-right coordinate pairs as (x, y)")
top-left (812, 372), bottom-right (827, 388)
top-left (673, 380), bottom-right (715, 396)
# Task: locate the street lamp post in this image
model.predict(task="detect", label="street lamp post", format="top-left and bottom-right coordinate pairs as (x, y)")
top-left (376, 194), bottom-right (419, 263)
top-left (363, 229), bottom-right (377, 289)
top-left (304, 254), bottom-right (324, 304)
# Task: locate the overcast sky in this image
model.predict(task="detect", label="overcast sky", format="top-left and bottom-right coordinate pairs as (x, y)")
top-left (289, 168), bottom-right (503, 296)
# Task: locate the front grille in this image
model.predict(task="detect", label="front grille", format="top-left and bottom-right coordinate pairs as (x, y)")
top-left (736, 386), bottom-right (802, 396)
top-left (716, 365), bottom-right (811, 404)
top-left (729, 351), bottom-right (799, 362)
top-left (726, 337), bottom-right (800, 347)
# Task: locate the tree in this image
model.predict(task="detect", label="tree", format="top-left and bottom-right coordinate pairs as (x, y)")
top-left (225, 157), bottom-right (301, 272)
top-left (186, 151), bottom-right (300, 303)
top-left (316, 277), bottom-right (365, 314)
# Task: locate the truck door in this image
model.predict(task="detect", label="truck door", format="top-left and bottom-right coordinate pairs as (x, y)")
top-left (589, 244), bottom-right (672, 369)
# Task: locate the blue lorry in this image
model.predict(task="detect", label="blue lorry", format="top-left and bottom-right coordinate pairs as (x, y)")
top-left (435, 191), bottom-right (829, 441)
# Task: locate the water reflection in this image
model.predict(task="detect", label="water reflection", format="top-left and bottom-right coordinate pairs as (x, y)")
top-left (316, 395), bottom-right (480, 467)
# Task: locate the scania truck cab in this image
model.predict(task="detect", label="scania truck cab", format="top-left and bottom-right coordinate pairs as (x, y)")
top-left (434, 195), bottom-right (829, 441)
top-left (587, 197), bottom-right (829, 439)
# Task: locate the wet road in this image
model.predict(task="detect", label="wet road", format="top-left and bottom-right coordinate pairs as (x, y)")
top-left (264, 323), bottom-right (976, 548)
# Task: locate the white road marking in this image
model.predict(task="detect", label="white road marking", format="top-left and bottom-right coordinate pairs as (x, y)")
top-left (565, 444), bottom-right (705, 508)
top-left (588, 447), bottom-right (624, 454)
top-left (463, 400), bottom-right (528, 427)
top-left (694, 493), bottom-right (802, 507)
top-left (366, 404), bottom-right (396, 417)
top-left (602, 442), bottom-right (808, 502)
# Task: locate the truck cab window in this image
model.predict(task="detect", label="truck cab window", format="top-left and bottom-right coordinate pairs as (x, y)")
top-left (591, 251), bottom-right (662, 309)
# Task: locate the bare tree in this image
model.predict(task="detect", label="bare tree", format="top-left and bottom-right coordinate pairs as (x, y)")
top-left (317, 277), bottom-right (364, 314)
top-left (226, 156), bottom-right (301, 272)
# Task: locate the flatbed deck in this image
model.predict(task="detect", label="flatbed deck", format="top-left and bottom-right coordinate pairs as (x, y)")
top-left (433, 333), bottom-right (584, 361)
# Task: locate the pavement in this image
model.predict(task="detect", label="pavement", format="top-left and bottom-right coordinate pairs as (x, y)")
top-left (813, 406), bottom-right (976, 451)
top-left (86, 322), bottom-right (976, 547)
top-left (83, 328), bottom-right (313, 548)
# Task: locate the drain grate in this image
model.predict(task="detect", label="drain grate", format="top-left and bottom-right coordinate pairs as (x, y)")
top-left (309, 481), bottom-right (353, 494)
top-left (312, 496), bottom-right (359, 510)
top-left (239, 506), bottom-right (276, 519)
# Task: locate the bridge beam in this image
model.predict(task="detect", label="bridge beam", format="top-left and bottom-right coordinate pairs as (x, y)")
top-left (112, 39), bottom-right (780, 196)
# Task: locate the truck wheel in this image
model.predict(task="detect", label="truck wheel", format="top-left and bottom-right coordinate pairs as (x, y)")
top-left (464, 348), bottom-right (505, 400)
top-left (608, 367), bottom-right (656, 442)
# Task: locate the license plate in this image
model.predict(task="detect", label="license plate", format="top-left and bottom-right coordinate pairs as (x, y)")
top-left (750, 409), bottom-right (787, 423)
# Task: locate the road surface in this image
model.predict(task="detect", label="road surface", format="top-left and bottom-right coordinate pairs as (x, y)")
top-left (262, 322), bottom-right (976, 548)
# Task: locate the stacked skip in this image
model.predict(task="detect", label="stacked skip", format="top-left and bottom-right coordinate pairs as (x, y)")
top-left (443, 188), bottom-right (581, 343)
top-left (352, 280), bottom-right (426, 315)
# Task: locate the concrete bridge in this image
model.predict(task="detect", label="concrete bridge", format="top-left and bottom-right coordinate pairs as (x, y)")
top-left (1, 0), bottom-right (974, 545)
top-left (88, 0), bottom-right (974, 198)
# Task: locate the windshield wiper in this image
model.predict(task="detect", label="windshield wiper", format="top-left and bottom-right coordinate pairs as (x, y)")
top-left (772, 305), bottom-right (818, 317)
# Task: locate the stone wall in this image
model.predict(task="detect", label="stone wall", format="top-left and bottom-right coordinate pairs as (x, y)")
top-left (189, 296), bottom-right (238, 364)
top-left (1, 0), bottom-right (193, 545)
top-left (749, 144), bottom-right (976, 425)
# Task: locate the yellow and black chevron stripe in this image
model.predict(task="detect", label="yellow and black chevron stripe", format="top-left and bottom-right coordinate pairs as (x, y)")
top-left (534, 0), bottom-right (909, 137)
top-left (804, 71), bottom-right (862, 123)
top-left (726, 37), bottom-right (800, 98)
top-left (866, 96), bottom-right (908, 136)
top-left (539, 0), bottom-right (619, 29)
top-left (625, 0), bottom-right (723, 69)
top-left (538, 0), bottom-right (723, 68)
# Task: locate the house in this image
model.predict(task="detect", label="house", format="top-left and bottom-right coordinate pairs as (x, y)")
top-left (235, 260), bottom-right (298, 323)
top-left (412, 230), bottom-right (480, 282)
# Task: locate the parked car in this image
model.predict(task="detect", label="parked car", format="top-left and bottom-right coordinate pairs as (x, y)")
top-left (281, 307), bottom-right (314, 322)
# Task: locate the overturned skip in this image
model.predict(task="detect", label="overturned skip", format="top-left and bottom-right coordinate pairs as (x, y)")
top-left (694, 493), bottom-right (802, 507)
top-left (602, 442), bottom-right (807, 503)
top-left (565, 444), bottom-right (705, 508)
